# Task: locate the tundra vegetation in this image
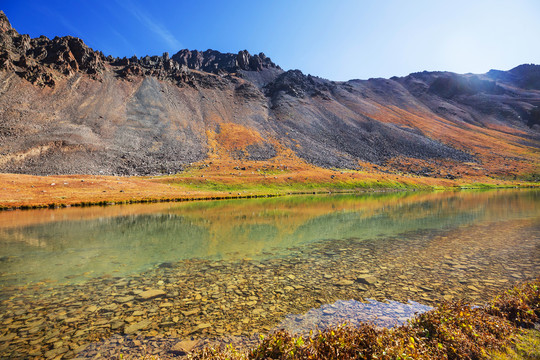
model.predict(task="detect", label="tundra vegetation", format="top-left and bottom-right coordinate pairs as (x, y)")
top-left (190, 279), bottom-right (539, 360)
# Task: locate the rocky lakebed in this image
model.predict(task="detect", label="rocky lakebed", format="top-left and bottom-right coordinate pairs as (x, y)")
top-left (0, 217), bottom-right (538, 359)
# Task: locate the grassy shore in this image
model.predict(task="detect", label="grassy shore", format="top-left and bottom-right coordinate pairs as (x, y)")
top-left (189, 279), bottom-right (539, 360)
top-left (1, 160), bottom-right (538, 210)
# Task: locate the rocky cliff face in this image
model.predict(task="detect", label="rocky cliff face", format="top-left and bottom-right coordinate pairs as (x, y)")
top-left (0, 11), bottom-right (538, 177)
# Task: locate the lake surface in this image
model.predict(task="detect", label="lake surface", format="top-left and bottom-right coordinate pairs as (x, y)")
top-left (0, 190), bottom-right (538, 358)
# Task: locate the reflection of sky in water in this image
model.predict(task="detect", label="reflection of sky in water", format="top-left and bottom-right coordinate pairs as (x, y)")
top-left (278, 299), bottom-right (433, 334)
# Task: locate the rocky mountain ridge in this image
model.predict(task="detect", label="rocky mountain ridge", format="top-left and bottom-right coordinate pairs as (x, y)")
top-left (0, 11), bottom-right (279, 88)
top-left (0, 11), bottom-right (538, 177)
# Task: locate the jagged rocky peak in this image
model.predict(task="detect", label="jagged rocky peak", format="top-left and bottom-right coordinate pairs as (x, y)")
top-left (0, 11), bottom-right (281, 87)
top-left (0, 32), bottom-right (105, 86)
top-left (0, 11), bottom-right (13, 32)
top-left (0, 10), bottom-right (109, 87)
top-left (35, 35), bottom-right (106, 75)
top-left (236, 50), bottom-right (276, 71)
top-left (171, 48), bottom-right (279, 74)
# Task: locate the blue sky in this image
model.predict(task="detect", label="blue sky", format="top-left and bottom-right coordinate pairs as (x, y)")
top-left (2, 0), bottom-right (539, 81)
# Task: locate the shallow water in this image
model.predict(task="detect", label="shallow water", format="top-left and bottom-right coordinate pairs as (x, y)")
top-left (278, 299), bottom-right (434, 334)
top-left (0, 190), bottom-right (538, 358)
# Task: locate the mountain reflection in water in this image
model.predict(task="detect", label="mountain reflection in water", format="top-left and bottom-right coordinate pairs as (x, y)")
top-left (1, 190), bottom-right (538, 286)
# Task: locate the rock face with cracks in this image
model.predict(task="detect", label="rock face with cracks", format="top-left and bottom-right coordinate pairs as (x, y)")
top-left (0, 11), bottom-right (538, 176)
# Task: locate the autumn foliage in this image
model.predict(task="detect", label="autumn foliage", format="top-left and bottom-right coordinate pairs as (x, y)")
top-left (191, 279), bottom-right (539, 360)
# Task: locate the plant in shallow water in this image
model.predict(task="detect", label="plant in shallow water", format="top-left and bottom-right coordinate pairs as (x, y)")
top-left (407, 300), bottom-right (515, 359)
top-left (190, 279), bottom-right (539, 360)
top-left (487, 281), bottom-right (539, 327)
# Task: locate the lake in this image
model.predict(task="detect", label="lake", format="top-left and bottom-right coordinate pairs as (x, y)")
top-left (0, 190), bottom-right (538, 358)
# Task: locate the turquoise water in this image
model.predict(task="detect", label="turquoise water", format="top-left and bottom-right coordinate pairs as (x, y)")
top-left (0, 190), bottom-right (538, 287)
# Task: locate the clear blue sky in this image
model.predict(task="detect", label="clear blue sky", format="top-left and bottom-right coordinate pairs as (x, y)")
top-left (2, 0), bottom-right (539, 81)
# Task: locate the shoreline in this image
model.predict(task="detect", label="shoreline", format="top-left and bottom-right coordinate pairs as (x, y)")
top-left (2, 185), bottom-right (537, 212)
top-left (1, 170), bottom-right (538, 211)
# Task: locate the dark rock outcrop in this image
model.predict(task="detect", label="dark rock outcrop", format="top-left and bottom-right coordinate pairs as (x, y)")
top-left (265, 70), bottom-right (334, 101)
top-left (0, 13), bottom-right (108, 86)
top-left (172, 49), bottom-right (278, 74)
top-left (0, 12), bottom-right (280, 88)
top-left (428, 74), bottom-right (504, 99)
top-left (487, 64), bottom-right (540, 90)
top-left (0, 11), bottom-right (12, 32)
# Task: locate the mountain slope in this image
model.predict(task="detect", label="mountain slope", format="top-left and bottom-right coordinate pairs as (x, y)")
top-left (0, 11), bottom-right (538, 179)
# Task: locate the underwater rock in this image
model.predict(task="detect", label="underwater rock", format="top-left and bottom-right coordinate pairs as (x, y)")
top-left (137, 289), bottom-right (166, 300)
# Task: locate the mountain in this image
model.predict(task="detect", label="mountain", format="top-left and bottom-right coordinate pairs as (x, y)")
top-left (0, 11), bottom-right (538, 179)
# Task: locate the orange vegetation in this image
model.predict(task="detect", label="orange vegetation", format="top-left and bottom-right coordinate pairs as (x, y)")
top-left (214, 123), bottom-right (265, 154)
top-left (0, 152), bottom-right (536, 210)
top-left (0, 113), bottom-right (538, 210)
top-left (365, 105), bottom-right (539, 177)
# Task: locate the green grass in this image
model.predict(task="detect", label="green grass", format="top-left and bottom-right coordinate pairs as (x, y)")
top-left (171, 178), bottom-right (430, 194)
top-left (459, 182), bottom-right (540, 190)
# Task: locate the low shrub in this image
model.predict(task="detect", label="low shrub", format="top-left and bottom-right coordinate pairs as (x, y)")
top-left (487, 280), bottom-right (539, 327)
top-left (190, 278), bottom-right (539, 360)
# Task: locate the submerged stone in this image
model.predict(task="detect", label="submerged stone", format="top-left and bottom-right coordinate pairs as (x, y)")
top-left (334, 279), bottom-right (355, 286)
top-left (115, 295), bottom-right (135, 303)
top-left (170, 340), bottom-right (200, 355)
top-left (124, 319), bottom-right (152, 334)
top-left (137, 289), bottom-right (166, 300)
top-left (355, 276), bottom-right (377, 285)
